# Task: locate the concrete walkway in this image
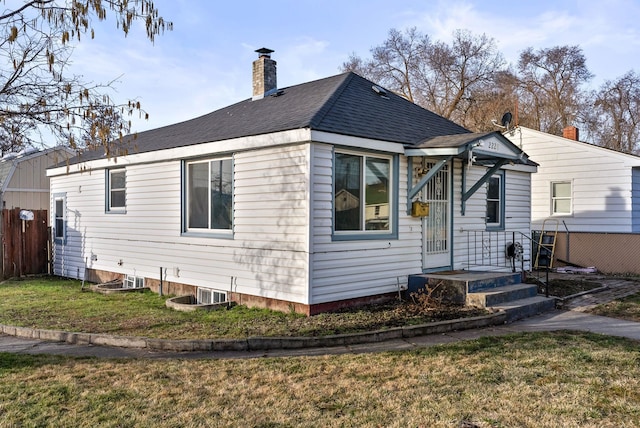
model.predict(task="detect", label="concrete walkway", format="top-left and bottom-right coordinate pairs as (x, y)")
top-left (0, 275), bottom-right (638, 360)
top-left (0, 310), bottom-right (638, 360)
top-left (559, 278), bottom-right (640, 311)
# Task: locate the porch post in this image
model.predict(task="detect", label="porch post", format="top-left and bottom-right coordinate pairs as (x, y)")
top-left (461, 159), bottom-right (508, 215)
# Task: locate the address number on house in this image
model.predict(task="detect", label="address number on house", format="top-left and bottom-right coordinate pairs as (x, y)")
top-left (486, 140), bottom-right (499, 151)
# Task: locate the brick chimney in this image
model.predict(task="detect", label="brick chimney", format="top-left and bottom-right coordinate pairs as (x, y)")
top-left (563, 126), bottom-right (579, 141)
top-left (252, 48), bottom-right (277, 100)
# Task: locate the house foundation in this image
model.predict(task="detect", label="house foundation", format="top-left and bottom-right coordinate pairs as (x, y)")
top-left (83, 268), bottom-right (396, 316)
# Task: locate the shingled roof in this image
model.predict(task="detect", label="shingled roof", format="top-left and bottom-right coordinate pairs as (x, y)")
top-left (69, 72), bottom-right (471, 164)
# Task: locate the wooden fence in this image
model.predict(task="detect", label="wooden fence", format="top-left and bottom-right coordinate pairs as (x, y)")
top-left (1, 208), bottom-right (50, 279)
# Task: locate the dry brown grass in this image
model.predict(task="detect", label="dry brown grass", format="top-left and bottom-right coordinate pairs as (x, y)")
top-left (589, 293), bottom-right (640, 322)
top-left (0, 331), bottom-right (639, 427)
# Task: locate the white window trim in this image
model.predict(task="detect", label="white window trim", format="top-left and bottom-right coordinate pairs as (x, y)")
top-left (53, 193), bottom-right (66, 244)
top-left (184, 156), bottom-right (234, 236)
top-left (197, 288), bottom-right (227, 304)
top-left (123, 275), bottom-right (145, 288)
top-left (551, 180), bottom-right (573, 216)
top-left (486, 172), bottom-right (505, 230)
top-left (107, 168), bottom-right (126, 213)
top-left (333, 149), bottom-right (395, 238)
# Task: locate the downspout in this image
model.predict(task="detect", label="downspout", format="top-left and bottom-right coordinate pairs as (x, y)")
top-left (562, 220), bottom-right (570, 263)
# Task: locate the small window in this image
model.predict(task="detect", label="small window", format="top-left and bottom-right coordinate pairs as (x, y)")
top-left (334, 151), bottom-right (393, 234)
top-left (185, 158), bottom-right (233, 233)
top-left (551, 181), bottom-right (572, 215)
top-left (107, 169), bottom-right (126, 212)
top-left (486, 172), bottom-right (504, 230)
top-left (197, 288), bottom-right (227, 304)
top-left (123, 275), bottom-right (144, 288)
top-left (53, 194), bottom-right (66, 243)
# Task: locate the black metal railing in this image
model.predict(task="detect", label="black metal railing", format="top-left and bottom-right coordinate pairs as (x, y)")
top-left (464, 229), bottom-right (551, 296)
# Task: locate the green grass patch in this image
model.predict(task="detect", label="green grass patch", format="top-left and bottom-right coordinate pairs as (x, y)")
top-left (0, 332), bottom-right (638, 427)
top-left (0, 277), bottom-right (486, 339)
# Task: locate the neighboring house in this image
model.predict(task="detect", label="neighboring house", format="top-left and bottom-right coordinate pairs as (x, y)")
top-left (0, 147), bottom-right (73, 213)
top-left (504, 125), bottom-right (640, 272)
top-left (0, 146), bottom-right (74, 277)
top-left (505, 126), bottom-right (640, 233)
top-left (47, 49), bottom-right (536, 314)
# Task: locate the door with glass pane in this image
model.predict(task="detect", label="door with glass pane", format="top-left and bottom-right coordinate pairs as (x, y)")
top-left (422, 161), bottom-right (451, 270)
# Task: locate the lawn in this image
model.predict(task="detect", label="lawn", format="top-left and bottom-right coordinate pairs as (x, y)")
top-left (589, 293), bottom-right (640, 322)
top-left (0, 276), bottom-right (488, 339)
top-left (1, 277), bottom-right (639, 426)
top-left (0, 331), bottom-right (638, 427)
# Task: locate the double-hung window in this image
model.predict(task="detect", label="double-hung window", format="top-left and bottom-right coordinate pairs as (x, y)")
top-left (53, 193), bottom-right (66, 244)
top-left (334, 151), bottom-right (394, 237)
top-left (106, 169), bottom-right (126, 212)
top-left (486, 172), bottom-right (505, 230)
top-left (551, 181), bottom-right (572, 215)
top-left (185, 157), bottom-right (233, 233)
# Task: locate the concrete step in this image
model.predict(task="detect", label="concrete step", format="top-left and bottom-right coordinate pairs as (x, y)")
top-left (408, 271), bottom-right (524, 299)
top-left (490, 295), bottom-right (557, 322)
top-left (465, 272), bottom-right (523, 292)
top-left (466, 283), bottom-right (538, 307)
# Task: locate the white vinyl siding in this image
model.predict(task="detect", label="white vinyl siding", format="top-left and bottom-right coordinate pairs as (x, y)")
top-left (507, 127), bottom-right (640, 233)
top-left (452, 160), bottom-right (532, 271)
top-left (49, 144), bottom-right (311, 304)
top-left (50, 138), bottom-right (535, 306)
top-left (310, 144), bottom-right (420, 304)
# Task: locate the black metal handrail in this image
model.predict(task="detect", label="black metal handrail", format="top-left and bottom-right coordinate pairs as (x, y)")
top-left (463, 229), bottom-right (551, 296)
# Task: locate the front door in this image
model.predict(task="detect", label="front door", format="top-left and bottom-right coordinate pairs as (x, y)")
top-left (422, 161), bottom-right (451, 270)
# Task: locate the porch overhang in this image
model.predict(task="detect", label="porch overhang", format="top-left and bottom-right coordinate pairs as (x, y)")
top-left (405, 131), bottom-right (529, 164)
top-left (405, 132), bottom-right (533, 216)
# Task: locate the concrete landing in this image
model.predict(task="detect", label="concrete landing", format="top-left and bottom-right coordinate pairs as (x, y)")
top-left (408, 270), bottom-right (556, 322)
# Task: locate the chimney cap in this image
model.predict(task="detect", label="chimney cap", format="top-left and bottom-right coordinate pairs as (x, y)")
top-left (255, 47), bottom-right (274, 58)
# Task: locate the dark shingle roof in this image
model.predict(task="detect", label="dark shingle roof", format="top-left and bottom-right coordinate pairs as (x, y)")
top-left (68, 72), bottom-right (470, 164)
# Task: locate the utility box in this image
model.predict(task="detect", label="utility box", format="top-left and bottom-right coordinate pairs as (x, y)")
top-left (411, 201), bottom-right (430, 217)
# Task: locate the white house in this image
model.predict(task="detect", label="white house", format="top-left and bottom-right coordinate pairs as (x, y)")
top-left (505, 126), bottom-right (640, 233)
top-left (47, 49), bottom-right (536, 314)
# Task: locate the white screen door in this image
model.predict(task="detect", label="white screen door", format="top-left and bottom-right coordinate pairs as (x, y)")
top-left (422, 161), bottom-right (451, 270)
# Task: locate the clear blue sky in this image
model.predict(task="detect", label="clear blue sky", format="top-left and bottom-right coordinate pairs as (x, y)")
top-left (71, 0), bottom-right (640, 133)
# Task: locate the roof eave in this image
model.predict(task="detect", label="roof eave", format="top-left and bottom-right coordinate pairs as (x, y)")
top-left (404, 147), bottom-right (465, 157)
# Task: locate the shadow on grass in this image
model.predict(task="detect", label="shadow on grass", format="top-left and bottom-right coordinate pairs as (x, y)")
top-left (0, 352), bottom-right (96, 373)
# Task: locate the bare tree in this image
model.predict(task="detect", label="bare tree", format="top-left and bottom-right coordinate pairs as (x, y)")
top-left (0, 0), bottom-right (171, 156)
top-left (461, 69), bottom-right (520, 132)
top-left (585, 71), bottom-right (640, 154)
top-left (342, 27), bottom-right (429, 103)
top-left (344, 27), bottom-right (640, 153)
top-left (418, 30), bottom-right (505, 128)
top-left (341, 28), bottom-right (505, 131)
top-left (516, 45), bottom-right (592, 135)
